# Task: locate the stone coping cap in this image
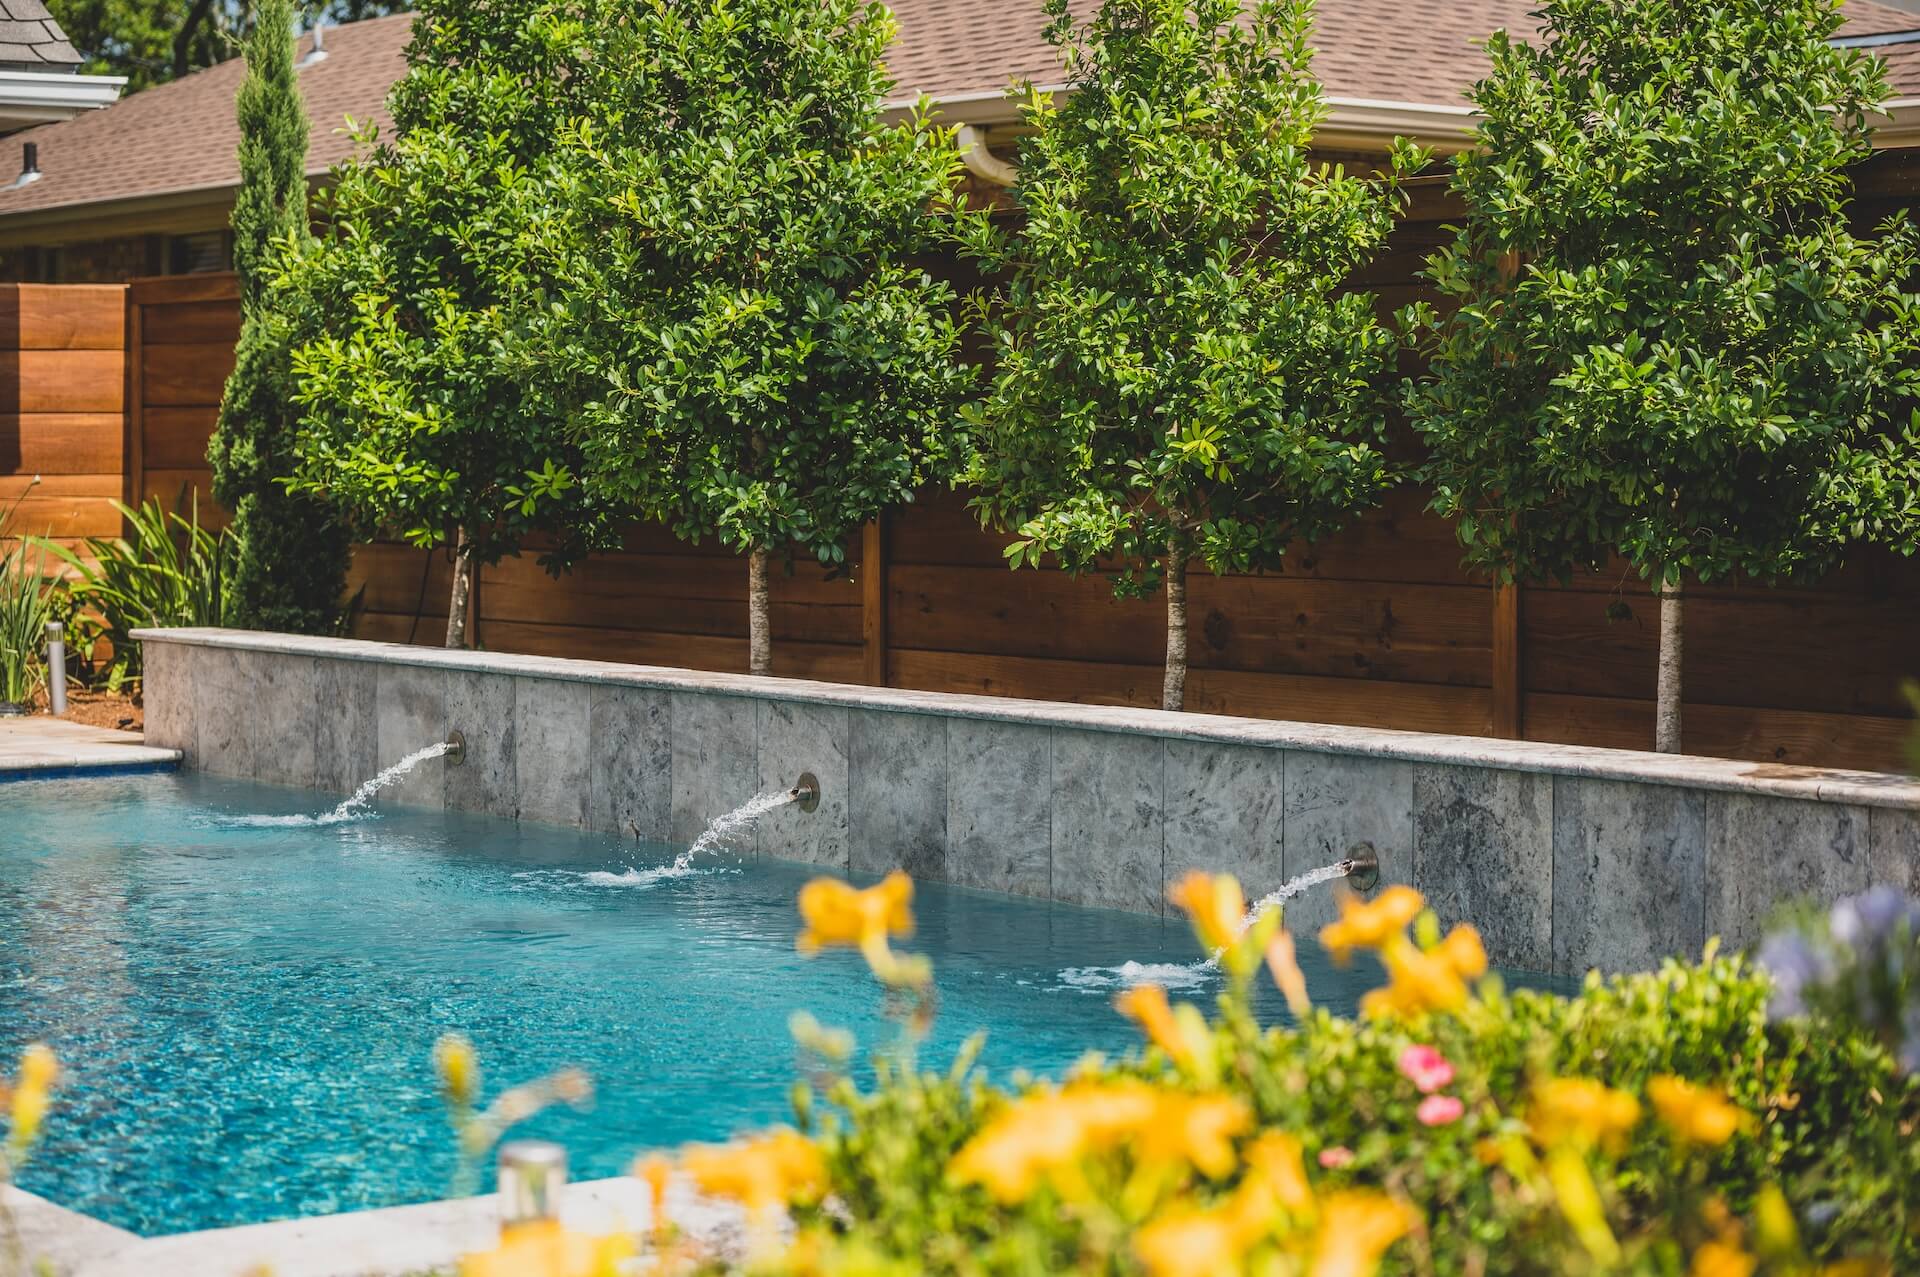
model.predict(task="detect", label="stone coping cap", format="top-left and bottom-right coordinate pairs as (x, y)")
top-left (134, 627), bottom-right (1920, 811)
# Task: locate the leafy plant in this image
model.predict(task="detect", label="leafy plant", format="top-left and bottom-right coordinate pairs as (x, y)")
top-left (278, 0), bottom-right (631, 649)
top-left (206, 0), bottom-right (352, 637)
top-left (543, 0), bottom-right (974, 675)
top-left (1403, 0), bottom-right (1920, 753)
top-left (960, 0), bottom-right (1422, 711)
top-left (0, 482), bottom-right (60, 709)
top-left (37, 493), bottom-right (235, 687)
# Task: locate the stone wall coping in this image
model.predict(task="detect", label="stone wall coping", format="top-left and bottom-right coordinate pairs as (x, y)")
top-left (133, 627), bottom-right (1920, 812)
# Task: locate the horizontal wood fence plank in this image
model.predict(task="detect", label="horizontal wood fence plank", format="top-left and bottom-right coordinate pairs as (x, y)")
top-left (1523, 588), bottom-right (1919, 718)
top-left (0, 285), bottom-right (125, 350)
top-left (483, 549), bottom-right (864, 610)
top-left (140, 342), bottom-right (234, 407)
top-left (140, 300), bottom-right (240, 347)
top-left (348, 542), bottom-right (449, 615)
top-left (2, 349), bottom-right (124, 413)
top-left (142, 405), bottom-right (218, 470)
top-left (889, 647), bottom-right (1492, 734)
top-left (1525, 691), bottom-right (1911, 774)
top-left (480, 619), bottom-right (863, 681)
top-left (0, 413), bottom-right (121, 474)
top-left (128, 274), bottom-right (239, 306)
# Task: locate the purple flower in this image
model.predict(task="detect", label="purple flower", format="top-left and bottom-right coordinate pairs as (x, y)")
top-left (1899, 1005), bottom-right (1920, 1078)
top-left (1832, 886), bottom-right (1913, 950)
top-left (1758, 931), bottom-right (1822, 1020)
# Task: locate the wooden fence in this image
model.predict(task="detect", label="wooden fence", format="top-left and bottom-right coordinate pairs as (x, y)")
top-left (5, 253), bottom-right (1912, 774)
top-left (0, 283), bottom-right (124, 547)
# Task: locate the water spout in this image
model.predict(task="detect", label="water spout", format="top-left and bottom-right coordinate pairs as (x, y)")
top-left (224, 740), bottom-right (453, 827)
top-left (788, 773), bottom-right (820, 813)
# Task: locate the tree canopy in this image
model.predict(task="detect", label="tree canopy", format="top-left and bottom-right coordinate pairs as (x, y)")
top-left (1404, 0), bottom-right (1920, 748)
top-left (961, 0), bottom-right (1421, 710)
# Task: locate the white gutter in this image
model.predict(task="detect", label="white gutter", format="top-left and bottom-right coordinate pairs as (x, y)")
top-left (1874, 97), bottom-right (1920, 149)
top-left (0, 69), bottom-right (125, 125)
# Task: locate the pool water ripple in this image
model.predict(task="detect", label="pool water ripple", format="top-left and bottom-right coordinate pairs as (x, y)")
top-left (0, 771), bottom-right (1445, 1235)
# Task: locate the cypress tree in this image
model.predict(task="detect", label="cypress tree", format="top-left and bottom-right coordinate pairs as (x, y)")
top-left (207, 0), bottom-right (350, 633)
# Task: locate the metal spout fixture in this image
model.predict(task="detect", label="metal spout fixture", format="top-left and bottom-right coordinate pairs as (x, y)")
top-left (445, 731), bottom-right (467, 767)
top-left (1341, 843), bottom-right (1381, 893)
top-left (789, 773), bottom-right (820, 813)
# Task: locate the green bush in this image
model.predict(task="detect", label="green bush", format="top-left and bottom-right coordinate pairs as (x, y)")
top-left (37, 494), bottom-right (236, 689)
top-left (0, 481), bottom-right (60, 709)
top-left (609, 875), bottom-right (1918, 1277)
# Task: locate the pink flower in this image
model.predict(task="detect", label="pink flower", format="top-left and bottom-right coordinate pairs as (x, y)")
top-left (1397, 1044), bottom-right (1455, 1094)
top-left (1317, 1146), bottom-right (1355, 1169)
top-left (1417, 1094), bottom-right (1465, 1127)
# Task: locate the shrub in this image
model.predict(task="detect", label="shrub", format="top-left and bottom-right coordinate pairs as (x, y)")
top-left (0, 481), bottom-right (59, 709)
top-left (583, 874), bottom-right (1919, 1277)
top-left (37, 494), bottom-right (236, 689)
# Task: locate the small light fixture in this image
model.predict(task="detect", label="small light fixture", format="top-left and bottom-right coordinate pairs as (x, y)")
top-left (298, 21), bottom-right (329, 69)
top-left (9, 142), bottom-right (42, 190)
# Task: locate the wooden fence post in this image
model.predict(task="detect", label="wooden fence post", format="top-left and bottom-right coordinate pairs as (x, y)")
top-left (121, 284), bottom-right (143, 523)
top-left (1491, 580), bottom-right (1522, 738)
top-left (862, 516), bottom-right (887, 686)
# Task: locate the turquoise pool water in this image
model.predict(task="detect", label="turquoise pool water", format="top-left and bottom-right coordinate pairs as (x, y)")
top-left (1, 771), bottom-right (1396, 1236)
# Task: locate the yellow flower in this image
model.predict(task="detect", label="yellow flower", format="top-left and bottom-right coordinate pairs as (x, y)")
top-left (1359, 938), bottom-right (1469, 1020)
top-left (1435, 924), bottom-right (1488, 979)
top-left (1135, 1202), bottom-right (1248, 1277)
top-left (795, 871), bottom-right (914, 953)
top-left (1319, 886), bottom-right (1424, 962)
top-left (1307, 1190), bottom-right (1417, 1277)
top-left (1133, 1092), bottom-right (1252, 1179)
top-left (1264, 931), bottom-right (1312, 1018)
top-left (1529, 1077), bottom-right (1642, 1151)
top-left (1241, 1130), bottom-right (1314, 1215)
top-left (1169, 871), bottom-right (1247, 953)
top-left (1690, 1238), bottom-right (1758, 1277)
top-left (1116, 984), bottom-right (1192, 1064)
top-left (1649, 1077), bottom-right (1748, 1146)
top-left (8, 1043), bottom-right (57, 1150)
top-left (434, 1034), bottom-right (480, 1108)
top-left (460, 1220), bottom-right (633, 1277)
top-left (632, 1154), bottom-right (671, 1235)
top-left (681, 1128), bottom-right (826, 1216)
top-left (947, 1081), bottom-right (1159, 1203)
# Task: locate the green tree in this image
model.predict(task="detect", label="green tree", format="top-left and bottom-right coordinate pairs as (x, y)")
top-left (961, 0), bottom-right (1421, 712)
top-left (1405, 0), bottom-right (1920, 753)
top-left (205, 0), bottom-right (350, 634)
top-left (543, 0), bottom-right (973, 676)
top-left (275, 0), bottom-right (625, 646)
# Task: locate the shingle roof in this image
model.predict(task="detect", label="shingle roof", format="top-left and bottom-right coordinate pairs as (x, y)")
top-left (5, 1), bottom-right (1920, 223)
top-left (0, 0), bottom-right (83, 68)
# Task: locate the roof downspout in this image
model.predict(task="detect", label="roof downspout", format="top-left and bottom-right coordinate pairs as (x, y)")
top-left (955, 123), bottom-right (1018, 186)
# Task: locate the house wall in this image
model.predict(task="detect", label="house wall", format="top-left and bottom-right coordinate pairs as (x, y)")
top-left (136, 627), bottom-right (1920, 975)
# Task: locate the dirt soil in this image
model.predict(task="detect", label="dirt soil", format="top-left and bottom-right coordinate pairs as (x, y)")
top-left (25, 687), bottom-right (144, 732)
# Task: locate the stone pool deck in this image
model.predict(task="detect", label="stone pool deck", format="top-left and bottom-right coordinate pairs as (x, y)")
top-left (13, 1175), bottom-right (746, 1277)
top-left (0, 718), bottom-right (180, 779)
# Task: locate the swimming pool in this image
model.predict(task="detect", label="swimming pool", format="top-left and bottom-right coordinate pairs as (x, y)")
top-left (1, 771), bottom-right (1402, 1236)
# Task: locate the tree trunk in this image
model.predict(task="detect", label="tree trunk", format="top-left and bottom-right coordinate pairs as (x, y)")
top-left (1163, 537), bottom-right (1188, 713)
top-left (1655, 575), bottom-right (1682, 754)
top-left (748, 546), bottom-right (772, 676)
top-left (445, 530), bottom-right (474, 650)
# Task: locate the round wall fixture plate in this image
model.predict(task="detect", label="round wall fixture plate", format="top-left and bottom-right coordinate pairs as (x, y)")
top-left (445, 730), bottom-right (468, 767)
top-left (793, 772), bottom-right (820, 813)
top-left (1344, 842), bottom-right (1381, 893)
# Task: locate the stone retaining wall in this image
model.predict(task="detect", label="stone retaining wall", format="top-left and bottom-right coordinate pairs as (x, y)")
top-left (136, 628), bottom-right (1920, 975)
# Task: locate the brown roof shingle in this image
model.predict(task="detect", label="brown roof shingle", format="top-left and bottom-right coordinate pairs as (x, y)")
top-left (6, 1), bottom-right (1920, 223)
top-left (0, 0), bottom-right (83, 67)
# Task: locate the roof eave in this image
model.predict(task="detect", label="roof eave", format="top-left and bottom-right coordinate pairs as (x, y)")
top-left (0, 67), bottom-right (125, 118)
top-left (888, 85), bottom-right (1483, 151)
